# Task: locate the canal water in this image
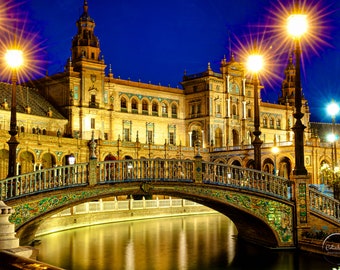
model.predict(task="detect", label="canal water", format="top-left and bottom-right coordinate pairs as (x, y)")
top-left (36, 214), bottom-right (336, 270)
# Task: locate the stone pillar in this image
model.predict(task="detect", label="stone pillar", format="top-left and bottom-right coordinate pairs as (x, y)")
top-left (0, 201), bottom-right (19, 249)
top-left (88, 158), bottom-right (98, 186)
top-left (194, 152), bottom-right (203, 183)
top-left (292, 174), bottom-right (311, 245)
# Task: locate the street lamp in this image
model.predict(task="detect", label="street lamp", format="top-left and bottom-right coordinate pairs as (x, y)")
top-left (271, 137), bottom-right (279, 176)
top-left (6, 49), bottom-right (23, 178)
top-left (247, 53), bottom-right (264, 171)
top-left (287, 4), bottom-right (308, 176)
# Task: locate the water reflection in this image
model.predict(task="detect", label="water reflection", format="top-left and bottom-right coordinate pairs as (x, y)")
top-left (36, 214), bottom-right (334, 270)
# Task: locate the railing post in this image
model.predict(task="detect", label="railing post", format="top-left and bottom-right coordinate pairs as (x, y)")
top-left (88, 159), bottom-right (98, 186)
top-left (292, 174), bottom-right (311, 246)
top-left (194, 154), bottom-right (203, 183)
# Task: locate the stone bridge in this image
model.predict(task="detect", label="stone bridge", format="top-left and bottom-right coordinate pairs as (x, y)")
top-left (1, 157), bottom-right (339, 249)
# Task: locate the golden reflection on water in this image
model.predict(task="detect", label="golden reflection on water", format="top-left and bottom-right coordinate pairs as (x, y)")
top-left (36, 214), bottom-right (237, 270)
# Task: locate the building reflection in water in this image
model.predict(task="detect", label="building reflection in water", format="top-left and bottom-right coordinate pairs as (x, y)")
top-left (36, 214), bottom-right (238, 269)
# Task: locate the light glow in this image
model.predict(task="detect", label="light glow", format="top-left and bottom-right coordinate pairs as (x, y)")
top-left (287, 14), bottom-right (308, 38)
top-left (327, 133), bottom-right (336, 143)
top-left (327, 102), bottom-right (340, 117)
top-left (272, 146), bottom-right (279, 155)
top-left (5, 49), bottom-right (23, 68)
top-left (247, 54), bottom-right (264, 73)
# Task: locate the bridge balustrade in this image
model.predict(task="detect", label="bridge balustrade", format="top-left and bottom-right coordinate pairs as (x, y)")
top-left (309, 189), bottom-right (340, 221)
top-left (0, 163), bottom-right (88, 200)
top-left (202, 162), bottom-right (292, 200)
top-left (98, 159), bottom-right (194, 183)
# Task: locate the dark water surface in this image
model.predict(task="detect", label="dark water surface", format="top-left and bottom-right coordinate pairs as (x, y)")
top-left (36, 214), bottom-right (336, 270)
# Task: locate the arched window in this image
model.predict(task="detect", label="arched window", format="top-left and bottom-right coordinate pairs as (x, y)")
top-left (152, 101), bottom-right (158, 116)
top-left (160, 103), bottom-right (167, 117)
top-left (232, 129), bottom-right (239, 146)
top-left (171, 104), bottom-right (177, 118)
top-left (276, 118), bottom-right (281, 129)
top-left (142, 100), bottom-right (148, 114)
top-left (121, 97), bottom-right (127, 111)
top-left (131, 98), bottom-right (138, 113)
top-left (263, 117), bottom-right (268, 128)
top-left (269, 117), bottom-right (274, 128)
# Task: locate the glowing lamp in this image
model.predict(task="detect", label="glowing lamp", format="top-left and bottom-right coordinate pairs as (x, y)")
top-left (247, 54), bottom-right (263, 73)
top-left (327, 102), bottom-right (340, 118)
top-left (5, 49), bottom-right (23, 68)
top-left (272, 146), bottom-right (279, 155)
top-left (287, 14), bottom-right (308, 38)
top-left (327, 133), bottom-right (336, 143)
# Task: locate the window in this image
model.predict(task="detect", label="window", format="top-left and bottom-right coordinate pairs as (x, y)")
top-left (132, 98), bottom-right (138, 113)
top-left (147, 130), bottom-right (153, 143)
top-left (91, 118), bottom-right (95, 129)
top-left (162, 103), bottom-right (168, 117)
top-left (152, 101), bottom-right (158, 115)
top-left (104, 133), bottom-right (108, 140)
top-left (169, 132), bottom-right (174, 145)
top-left (121, 97), bottom-right (127, 110)
top-left (269, 117), bottom-right (274, 128)
top-left (248, 108), bottom-right (252, 118)
top-left (124, 128), bottom-right (130, 141)
top-left (171, 104), bottom-right (177, 118)
top-left (232, 104), bottom-right (237, 116)
top-left (197, 104), bottom-right (201, 114)
top-left (276, 119), bottom-right (281, 129)
top-left (142, 100), bottom-right (148, 114)
top-left (263, 117), bottom-right (268, 128)
top-left (216, 104), bottom-right (221, 114)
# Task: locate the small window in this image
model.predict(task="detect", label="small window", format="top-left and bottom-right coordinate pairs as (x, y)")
top-left (147, 130), bottom-right (153, 143)
top-left (162, 103), bottom-right (168, 114)
top-left (132, 98), bottom-right (138, 110)
top-left (169, 132), bottom-right (174, 145)
top-left (142, 100), bottom-right (148, 111)
top-left (152, 102), bottom-right (158, 115)
top-left (124, 128), bottom-right (130, 141)
top-left (121, 97), bottom-right (127, 108)
top-left (91, 118), bottom-right (95, 129)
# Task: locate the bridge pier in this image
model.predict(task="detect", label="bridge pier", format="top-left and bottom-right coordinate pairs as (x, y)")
top-left (292, 174), bottom-right (311, 246)
top-left (0, 201), bottom-right (36, 259)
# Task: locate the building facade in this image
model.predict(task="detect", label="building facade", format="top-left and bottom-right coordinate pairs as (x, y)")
top-left (0, 1), bottom-right (336, 185)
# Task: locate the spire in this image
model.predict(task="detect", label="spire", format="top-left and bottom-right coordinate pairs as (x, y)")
top-left (71, 0), bottom-right (101, 68)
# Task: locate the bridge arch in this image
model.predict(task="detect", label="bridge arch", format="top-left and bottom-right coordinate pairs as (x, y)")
top-left (8, 182), bottom-right (292, 248)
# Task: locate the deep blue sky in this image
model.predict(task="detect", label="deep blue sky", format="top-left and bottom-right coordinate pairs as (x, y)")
top-left (11, 0), bottom-right (340, 122)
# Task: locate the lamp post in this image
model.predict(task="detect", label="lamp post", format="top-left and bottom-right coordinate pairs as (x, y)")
top-left (247, 53), bottom-right (263, 171)
top-left (6, 49), bottom-right (23, 178)
top-left (287, 2), bottom-right (308, 176)
top-left (271, 136), bottom-right (279, 176)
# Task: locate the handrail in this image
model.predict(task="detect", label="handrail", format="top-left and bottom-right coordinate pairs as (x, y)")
top-left (309, 188), bottom-right (340, 221)
top-left (97, 159), bottom-right (194, 183)
top-left (0, 163), bottom-right (89, 201)
top-left (0, 158), bottom-right (294, 202)
top-left (202, 161), bottom-right (293, 201)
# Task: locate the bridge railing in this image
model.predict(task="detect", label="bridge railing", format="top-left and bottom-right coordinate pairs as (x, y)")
top-left (0, 163), bottom-right (89, 200)
top-left (309, 188), bottom-right (340, 221)
top-left (202, 161), bottom-right (292, 200)
top-left (97, 159), bottom-right (194, 183)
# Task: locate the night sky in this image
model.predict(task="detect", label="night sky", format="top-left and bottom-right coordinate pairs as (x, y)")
top-left (7, 0), bottom-right (340, 123)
